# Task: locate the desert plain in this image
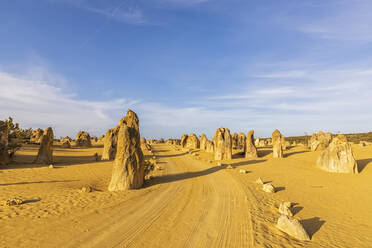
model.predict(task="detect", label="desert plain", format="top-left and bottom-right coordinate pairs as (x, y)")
top-left (1, 127), bottom-right (372, 248)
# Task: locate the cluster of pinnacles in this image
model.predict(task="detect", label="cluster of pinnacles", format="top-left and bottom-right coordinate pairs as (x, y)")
top-left (3, 110), bottom-right (359, 195)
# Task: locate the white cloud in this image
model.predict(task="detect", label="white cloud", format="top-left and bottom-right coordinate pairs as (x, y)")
top-left (1, 59), bottom-right (372, 140)
top-left (0, 63), bottom-right (222, 139)
top-left (0, 64), bottom-right (266, 139)
top-left (0, 68), bottom-right (133, 138)
top-left (199, 64), bottom-right (372, 135)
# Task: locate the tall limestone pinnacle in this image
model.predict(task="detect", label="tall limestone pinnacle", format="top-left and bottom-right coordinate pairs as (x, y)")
top-left (108, 110), bottom-right (145, 191)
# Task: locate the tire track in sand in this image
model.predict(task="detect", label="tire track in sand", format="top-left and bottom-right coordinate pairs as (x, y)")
top-left (64, 146), bottom-right (185, 248)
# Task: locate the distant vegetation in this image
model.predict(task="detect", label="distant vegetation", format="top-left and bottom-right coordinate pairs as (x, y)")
top-left (1, 117), bottom-right (33, 158)
top-left (343, 132), bottom-right (372, 144)
top-left (285, 135), bottom-right (311, 145)
top-left (6, 117), bottom-right (33, 141)
top-left (285, 132), bottom-right (372, 145)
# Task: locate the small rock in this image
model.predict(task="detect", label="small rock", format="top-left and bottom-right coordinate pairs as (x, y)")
top-left (81, 186), bottom-right (93, 193)
top-left (279, 202), bottom-right (293, 216)
top-left (145, 175), bottom-right (154, 180)
top-left (217, 162), bottom-right (223, 166)
top-left (226, 165), bottom-right (234, 169)
top-left (49, 164), bottom-right (54, 168)
top-left (276, 215), bottom-right (310, 241)
top-left (152, 156), bottom-right (156, 159)
top-left (262, 183), bottom-right (276, 193)
top-left (255, 177), bottom-right (264, 185)
top-left (6, 198), bottom-right (23, 206)
top-left (239, 169), bottom-right (247, 174)
top-left (93, 152), bottom-right (99, 162)
top-left (282, 201), bottom-right (292, 208)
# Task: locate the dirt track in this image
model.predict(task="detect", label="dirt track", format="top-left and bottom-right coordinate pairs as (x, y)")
top-left (61, 144), bottom-right (300, 248)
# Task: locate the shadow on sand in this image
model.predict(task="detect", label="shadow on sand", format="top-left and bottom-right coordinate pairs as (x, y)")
top-left (155, 152), bottom-right (188, 158)
top-left (0, 180), bottom-right (78, 186)
top-left (284, 150), bottom-right (310, 158)
top-left (23, 198), bottom-right (42, 204)
top-left (144, 159), bottom-right (267, 187)
top-left (357, 158), bottom-right (372, 173)
top-left (231, 160), bottom-right (267, 167)
top-left (232, 151), bottom-right (245, 159)
top-left (2, 153), bottom-right (105, 170)
top-left (152, 149), bottom-right (170, 153)
top-left (257, 149), bottom-right (272, 157)
top-left (275, 186), bottom-right (286, 192)
top-left (300, 217), bottom-right (326, 239)
top-left (291, 203), bottom-right (304, 216)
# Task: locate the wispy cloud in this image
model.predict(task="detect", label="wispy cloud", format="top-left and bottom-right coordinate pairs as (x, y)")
top-left (52, 0), bottom-right (145, 24)
top-left (253, 70), bottom-right (306, 79)
top-left (51, 0), bottom-right (212, 24)
top-left (197, 61), bottom-right (372, 135)
top-left (287, 1), bottom-right (372, 43)
top-left (156, 0), bottom-right (211, 6)
top-left (142, 63), bottom-right (372, 137)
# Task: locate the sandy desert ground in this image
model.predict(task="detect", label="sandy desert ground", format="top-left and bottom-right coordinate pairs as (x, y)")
top-left (1, 142), bottom-right (372, 248)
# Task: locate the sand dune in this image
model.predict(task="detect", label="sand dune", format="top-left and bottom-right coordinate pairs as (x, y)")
top-left (1, 143), bottom-right (372, 247)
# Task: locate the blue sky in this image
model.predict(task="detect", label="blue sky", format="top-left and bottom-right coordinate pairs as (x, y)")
top-left (1, 0), bottom-right (372, 139)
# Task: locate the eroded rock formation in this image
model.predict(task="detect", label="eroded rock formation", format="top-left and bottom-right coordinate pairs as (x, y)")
top-left (258, 139), bottom-right (266, 147)
top-left (34, 127), bottom-right (54, 164)
top-left (232, 133), bottom-right (239, 149)
top-left (255, 138), bottom-right (260, 147)
top-left (272, 129), bottom-right (284, 158)
top-left (108, 110), bottom-right (145, 191)
top-left (281, 136), bottom-right (287, 151)
top-left (200, 134), bottom-right (207, 150)
top-left (205, 140), bottom-right (214, 153)
top-left (276, 215), bottom-right (310, 241)
top-left (262, 183), bottom-right (275, 193)
top-left (181, 134), bottom-right (188, 148)
top-left (245, 130), bottom-right (258, 158)
top-left (98, 135), bottom-right (105, 142)
top-left (279, 202), bottom-right (293, 217)
top-left (186, 134), bottom-right (199, 149)
top-left (102, 127), bottom-right (119, 160)
top-left (316, 134), bottom-right (358, 174)
top-left (238, 132), bottom-right (246, 150)
top-left (30, 128), bottom-right (44, 144)
top-left (213, 127), bottom-right (232, 160)
top-left (75, 131), bottom-right (92, 147)
top-left (309, 131), bottom-right (332, 151)
top-left (61, 139), bottom-right (71, 148)
top-left (0, 121), bottom-right (10, 165)
top-left (167, 139), bottom-right (180, 146)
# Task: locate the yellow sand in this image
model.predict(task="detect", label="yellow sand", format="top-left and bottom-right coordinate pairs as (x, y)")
top-left (0, 143), bottom-right (371, 247)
